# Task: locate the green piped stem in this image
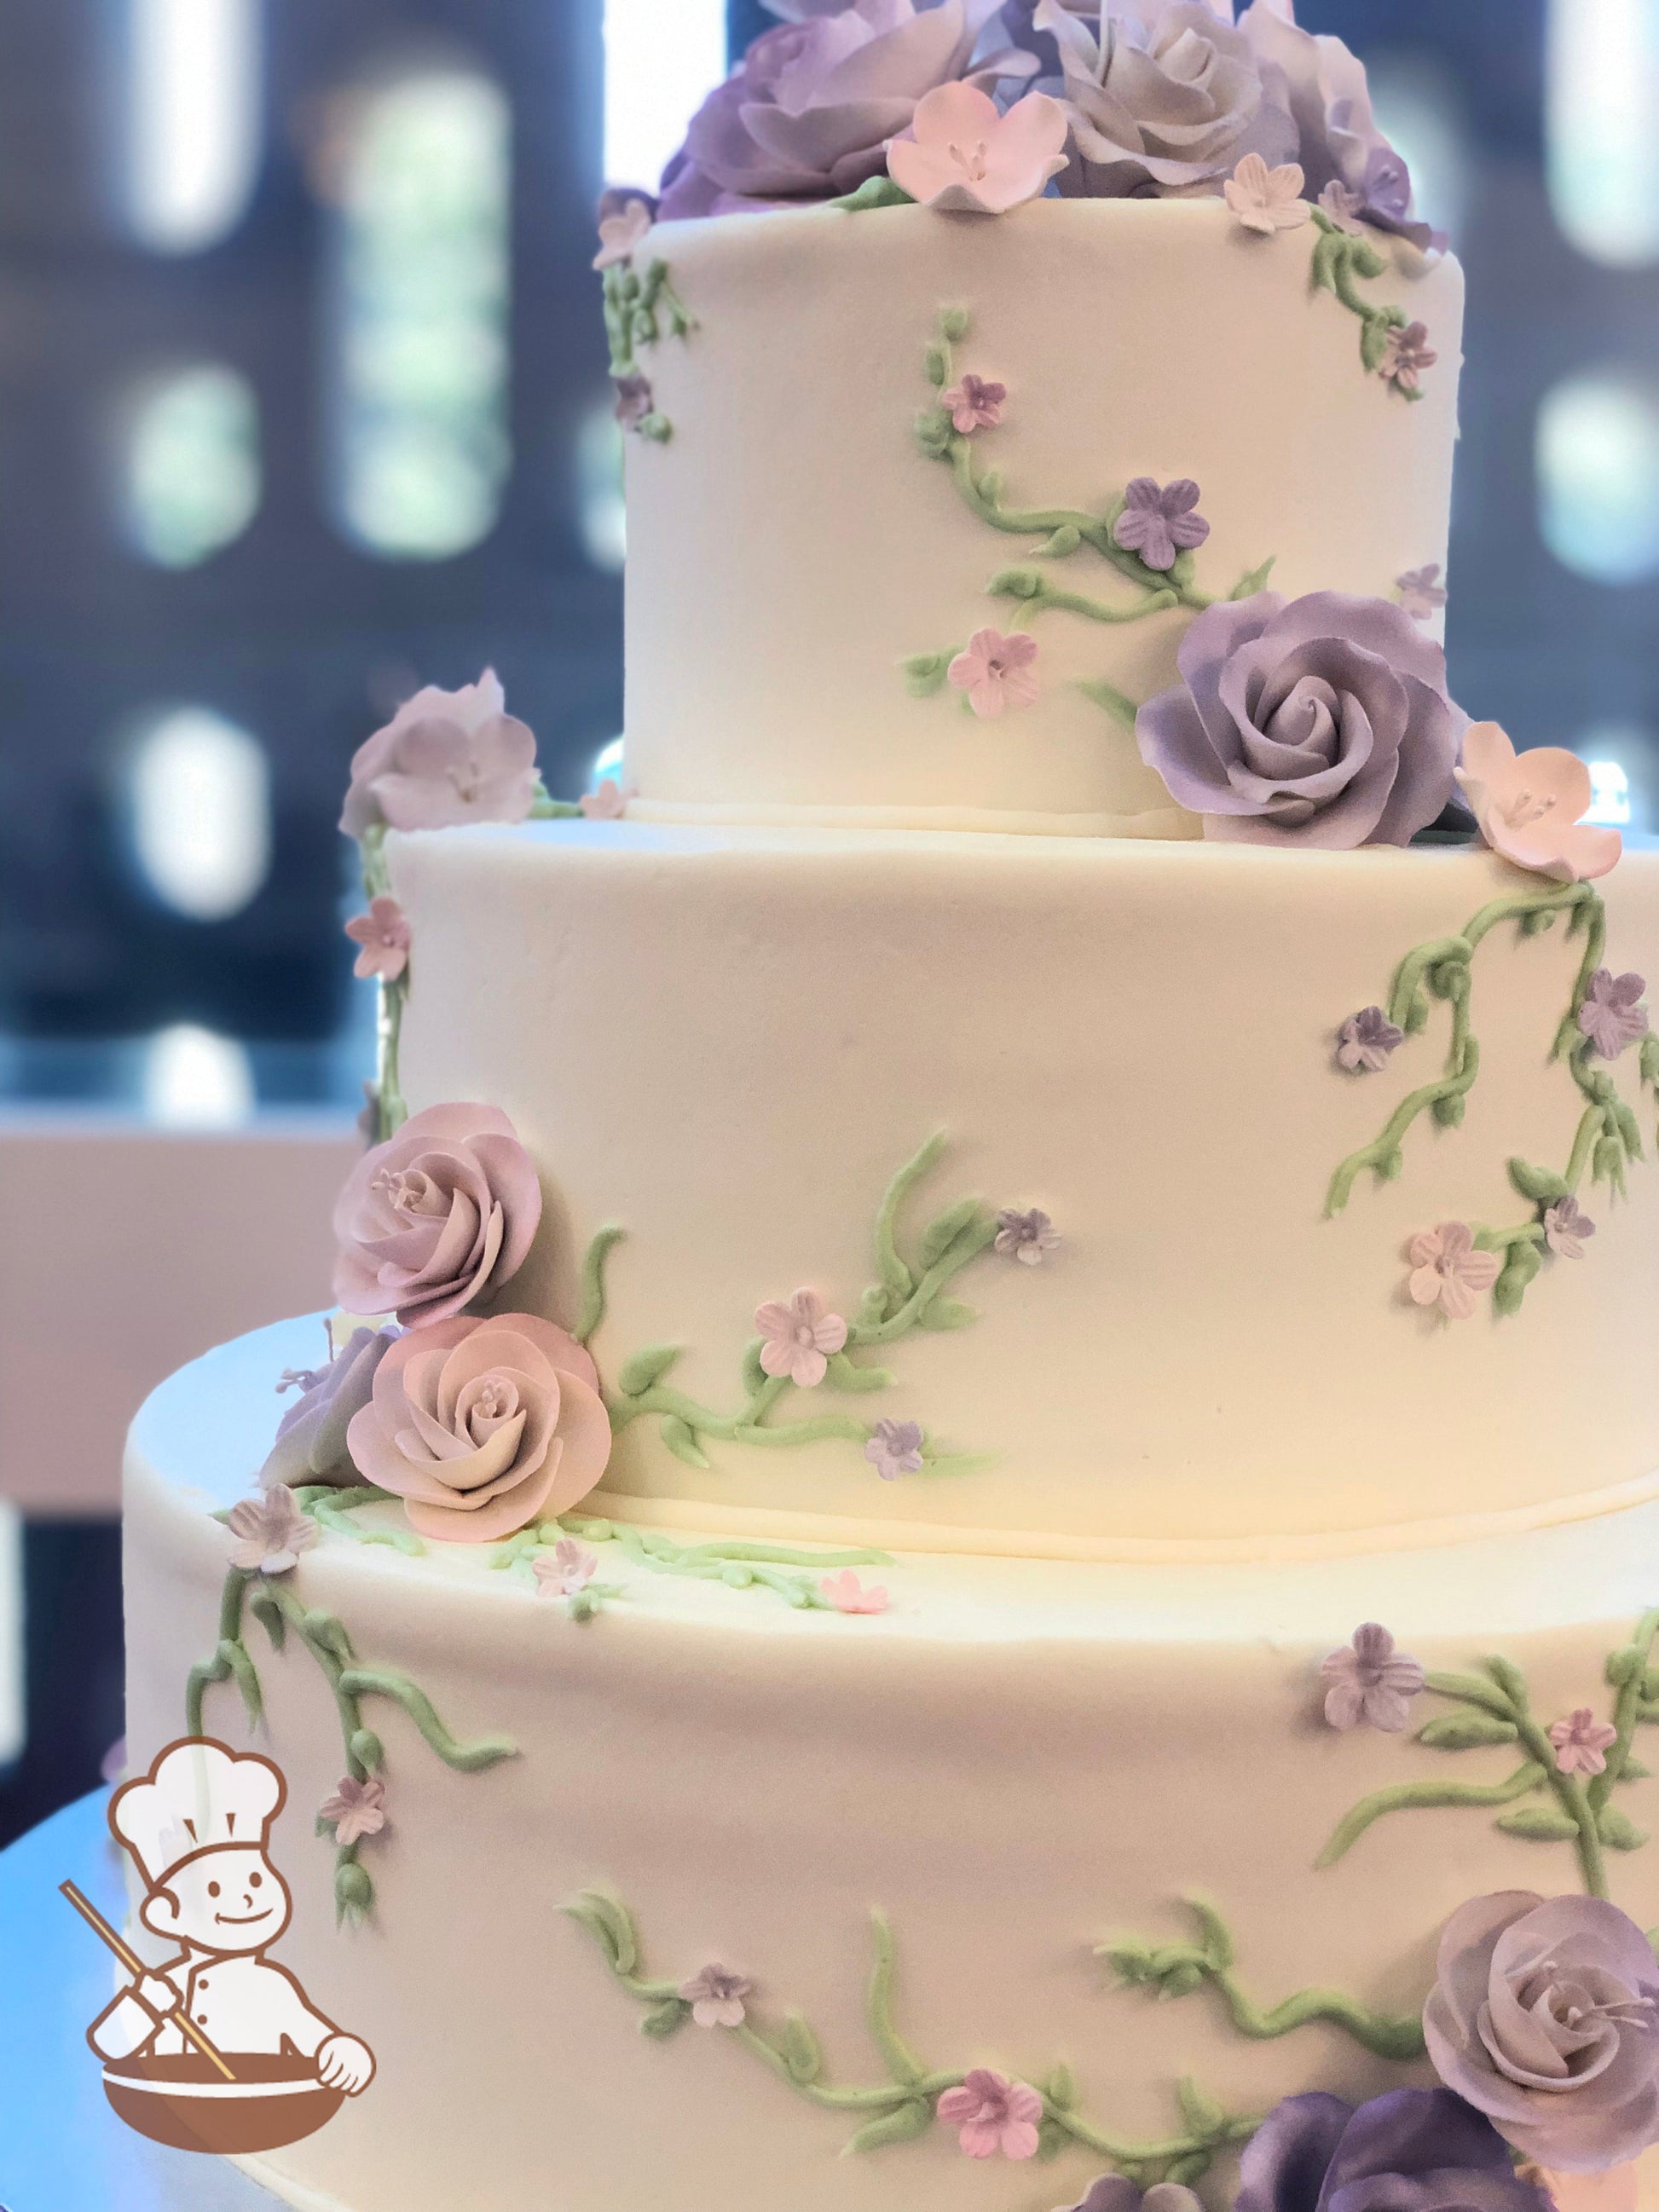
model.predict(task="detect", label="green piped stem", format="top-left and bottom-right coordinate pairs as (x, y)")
top-left (566, 1891), bottom-right (1256, 2180)
top-left (1316, 1764), bottom-right (1546, 1870)
top-left (336, 1668), bottom-right (517, 1774)
top-left (601, 257), bottom-right (692, 438)
top-left (1592, 1610), bottom-right (1659, 1814)
top-left (493, 1516), bottom-right (896, 1617)
top-left (1309, 211), bottom-right (1413, 389)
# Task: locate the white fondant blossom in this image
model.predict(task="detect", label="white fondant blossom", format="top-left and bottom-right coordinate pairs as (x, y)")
top-left (320, 1775), bottom-right (387, 1846)
top-left (754, 1289), bottom-right (848, 1389)
top-left (1405, 1222), bottom-right (1501, 1320)
top-left (226, 1486), bottom-right (317, 1576)
top-left (1224, 153), bottom-right (1311, 234)
top-left (996, 1208), bottom-right (1061, 1264)
top-left (678, 1964), bottom-right (751, 2029)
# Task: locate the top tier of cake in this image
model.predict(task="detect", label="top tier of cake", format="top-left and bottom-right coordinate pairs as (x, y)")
top-left (619, 198), bottom-right (1464, 833)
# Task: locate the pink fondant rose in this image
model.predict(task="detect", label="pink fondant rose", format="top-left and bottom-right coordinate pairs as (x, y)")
top-left (346, 1313), bottom-right (612, 1543)
top-left (888, 84), bottom-right (1068, 213)
top-left (332, 1101), bottom-right (543, 1328)
top-left (339, 669), bottom-right (539, 837)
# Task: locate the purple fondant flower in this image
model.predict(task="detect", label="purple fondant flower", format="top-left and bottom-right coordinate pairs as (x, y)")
top-left (1397, 564), bottom-right (1449, 621)
top-left (996, 1207), bottom-right (1061, 1264)
top-left (320, 1775), bottom-right (387, 1846)
top-left (1055, 2180), bottom-right (1203, 2212)
top-left (1113, 479), bottom-right (1211, 573)
top-left (943, 373), bottom-right (1007, 435)
top-left (345, 895), bottom-right (412, 983)
top-left (1578, 973), bottom-right (1649, 1060)
top-left (340, 669), bottom-right (539, 837)
top-left (1225, 153), bottom-right (1311, 234)
top-left (1545, 1197), bottom-right (1596, 1261)
top-left (937, 2067), bottom-right (1043, 2160)
top-left (678, 1964), bottom-right (751, 2029)
top-left (1424, 1892), bottom-right (1659, 2173)
top-left (1321, 1622), bottom-right (1425, 1733)
top-left (1337, 1007), bottom-right (1404, 1073)
top-left (227, 1486), bottom-right (316, 1576)
top-left (949, 627), bottom-right (1041, 718)
top-left (613, 372), bottom-right (656, 431)
top-left (1235, 2088), bottom-right (1549, 2212)
top-left (1136, 591), bottom-right (1465, 847)
top-left (865, 1418), bottom-right (925, 1481)
top-left (754, 1289), bottom-right (848, 1389)
top-left (657, 0), bottom-right (1035, 220)
top-left (535, 1538), bottom-right (599, 1600)
top-left (260, 1325), bottom-right (399, 1492)
top-left (1319, 178), bottom-right (1365, 233)
top-left (1380, 320), bottom-right (1436, 395)
top-left (1036, 0), bottom-right (1296, 199)
top-left (1550, 1708), bottom-right (1620, 1777)
top-left (1406, 1222), bottom-right (1501, 1320)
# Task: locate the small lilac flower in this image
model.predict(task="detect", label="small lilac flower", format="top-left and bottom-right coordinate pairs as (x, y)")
top-left (1112, 478), bottom-right (1211, 574)
top-left (1397, 563), bottom-right (1449, 621)
top-left (1578, 971), bottom-right (1649, 1060)
top-left (1380, 321), bottom-right (1436, 394)
top-left (1549, 1707), bottom-right (1619, 1777)
top-left (947, 628), bottom-right (1040, 719)
top-left (1321, 1622), bottom-right (1426, 1733)
top-left (1319, 178), bottom-right (1366, 234)
top-left (579, 778), bottom-right (629, 820)
top-left (1224, 153), bottom-right (1312, 236)
top-left (864, 1418), bottom-right (925, 1481)
top-left (1336, 1006), bottom-right (1404, 1073)
top-left (754, 1289), bottom-right (848, 1389)
top-left (534, 1538), bottom-right (598, 1600)
top-left (677, 1964), bottom-right (751, 2028)
top-left (937, 2068), bottom-right (1043, 2161)
top-left (995, 1208), bottom-right (1061, 1265)
top-left (822, 1570), bottom-right (888, 1615)
top-left (320, 1775), bottom-right (387, 1846)
top-left (1406, 1222), bottom-right (1501, 1320)
top-left (344, 895), bottom-right (412, 983)
top-left (941, 373), bottom-right (1006, 435)
top-left (226, 1487), bottom-right (316, 1576)
top-left (1544, 1197), bottom-right (1596, 1261)
top-left (614, 372), bottom-right (655, 431)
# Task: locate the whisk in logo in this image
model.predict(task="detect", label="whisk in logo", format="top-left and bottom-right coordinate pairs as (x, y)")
top-left (60, 1736), bottom-right (375, 2156)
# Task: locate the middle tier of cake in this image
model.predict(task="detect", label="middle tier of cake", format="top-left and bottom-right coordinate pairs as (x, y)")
top-left (384, 821), bottom-right (1659, 1557)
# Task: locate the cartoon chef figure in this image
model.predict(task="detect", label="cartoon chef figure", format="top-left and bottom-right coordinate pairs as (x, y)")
top-left (89, 1737), bottom-right (374, 2095)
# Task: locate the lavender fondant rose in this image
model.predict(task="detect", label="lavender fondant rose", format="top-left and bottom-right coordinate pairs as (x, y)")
top-left (1034, 0), bottom-right (1296, 198)
top-left (259, 1326), bottom-right (399, 1490)
top-left (1236, 2088), bottom-right (1550, 2212)
top-left (658, 0), bottom-right (1034, 219)
top-left (339, 668), bottom-right (539, 837)
top-left (332, 1101), bottom-right (543, 1328)
top-left (1423, 1892), bottom-right (1659, 2174)
top-left (346, 1313), bottom-right (612, 1543)
top-left (1136, 590), bottom-right (1465, 846)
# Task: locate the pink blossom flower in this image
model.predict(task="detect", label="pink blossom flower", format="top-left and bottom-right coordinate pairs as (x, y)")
top-left (1549, 1707), bottom-right (1619, 1777)
top-left (754, 1289), bottom-right (847, 1389)
top-left (534, 1538), bottom-right (598, 1599)
top-left (821, 1570), bottom-right (889, 1615)
top-left (226, 1486), bottom-right (316, 1575)
top-left (1406, 1222), bottom-right (1501, 1320)
top-left (1578, 971), bottom-right (1649, 1060)
top-left (1224, 153), bottom-right (1311, 235)
top-left (579, 778), bottom-right (630, 820)
top-left (1321, 1622), bottom-right (1425, 1732)
top-left (339, 668), bottom-right (540, 836)
top-left (1455, 723), bottom-right (1622, 884)
top-left (936, 2068), bottom-right (1043, 2161)
top-left (592, 195), bottom-right (653, 271)
top-left (941, 373), bottom-right (1006, 436)
top-left (947, 628), bottom-right (1039, 719)
top-left (320, 1775), bottom-right (386, 1846)
top-left (1544, 1197), bottom-right (1596, 1261)
top-left (1379, 320), bottom-right (1436, 394)
top-left (1396, 563), bottom-right (1448, 621)
top-left (677, 1964), bottom-right (750, 2029)
top-left (887, 84), bottom-right (1068, 216)
top-left (344, 895), bottom-right (412, 983)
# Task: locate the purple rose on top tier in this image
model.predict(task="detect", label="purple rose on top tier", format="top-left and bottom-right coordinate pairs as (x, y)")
top-left (1236, 2088), bottom-right (1550, 2212)
top-left (259, 1325), bottom-right (399, 1491)
top-left (1424, 1892), bottom-right (1659, 2174)
top-left (1136, 591), bottom-right (1465, 847)
top-left (657, 0), bottom-right (1035, 220)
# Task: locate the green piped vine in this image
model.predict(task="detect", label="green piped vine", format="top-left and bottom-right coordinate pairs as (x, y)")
top-left (565, 1891), bottom-right (1259, 2182)
top-left (188, 1486), bottom-right (517, 1926)
top-left (903, 307), bottom-right (1275, 732)
top-left (1101, 1896), bottom-right (1425, 2062)
top-left (576, 1131), bottom-right (1027, 1478)
top-left (601, 255), bottom-right (693, 442)
top-left (1309, 210), bottom-right (1419, 395)
top-left (1318, 1611), bottom-right (1659, 1899)
top-left (1327, 881), bottom-right (1659, 1315)
top-left (491, 1513), bottom-right (893, 1622)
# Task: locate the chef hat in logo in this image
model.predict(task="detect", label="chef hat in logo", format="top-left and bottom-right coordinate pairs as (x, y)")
top-left (111, 1739), bottom-right (285, 1889)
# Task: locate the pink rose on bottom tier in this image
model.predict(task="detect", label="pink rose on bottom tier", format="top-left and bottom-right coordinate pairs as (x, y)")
top-left (346, 1313), bottom-right (612, 1542)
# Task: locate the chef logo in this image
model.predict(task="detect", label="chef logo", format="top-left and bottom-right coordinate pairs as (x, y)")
top-left (61, 1736), bottom-right (375, 2156)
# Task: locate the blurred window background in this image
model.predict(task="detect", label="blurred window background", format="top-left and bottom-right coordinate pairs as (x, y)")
top-left (1, 0), bottom-right (1657, 1839)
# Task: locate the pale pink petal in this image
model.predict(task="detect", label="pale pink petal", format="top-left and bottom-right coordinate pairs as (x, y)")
top-left (1408, 1263), bottom-right (1444, 1308)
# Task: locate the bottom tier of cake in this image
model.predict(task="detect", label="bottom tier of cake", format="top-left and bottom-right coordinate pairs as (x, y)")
top-left (121, 1320), bottom-right (1659, 2212)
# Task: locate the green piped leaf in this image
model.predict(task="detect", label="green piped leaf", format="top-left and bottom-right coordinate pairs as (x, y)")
top-left (830, 174), bottom-right (914, 213)
top-left (1042, 2060), bottom-right (1077, 2111)
top-left (1493, 1239), bottom-right (1543, 1317)
top-left (824, 1351), bottom-right (893, 1393)
top-left (565, 1888), bottom-right (640, 1977)
top-left (844, 2100), bottom-right (932, 2155)
top-left (1077, 678), bottom-right (1141, 735)
top-left (901, 647), bottom-right (952, 695)
top-left (1495, 1805), bottom-right (1581, 1843)
top-left (248, 1587), bottom-right (286, 1653)
top-left (1597, 1804), bottom-right (1649, 1852)
top-left (912, 409), bottom-right (953, 460)
top-left (1417, 1712), bottom-right (1520, 1751)
top-left (660, 1414), bottom-right (711, 1470)
top-left (923, 342), bottom-right (949, 388)
top-left (576, 1224), bottom-right (625, 1347)
top-left (987, 564), bottom-right (1045, 602)
top-left (1230, 557), bottom-right (1277, 600)
top-left (618, 1343), bottom-right (682, 1395)
top-left (1640, 1035), bottom-right (1659, 1088)
top-left (223, 1638), bottom-right (263, 1727)
top-left (919, 1198), bottom-right (985, 1269)
top-left (781, 2012), bottom-right (822, 2085)
top-left (1359, 314), bottom-right (1394, 375)
top-left (642, 1996), bottom-right (691, 2038)
top-left (918, 1297), bottom-right (975, 1331)
top-left (1507, 1158), bottom-right (1571, 1205)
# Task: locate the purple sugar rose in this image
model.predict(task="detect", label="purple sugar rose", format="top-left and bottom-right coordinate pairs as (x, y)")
top-left (657, 0), bottom-right (1035, 220)
top-left (1423, 1892), bottom-right (1659, 2174)
top-left (1136, 590), bottom-right (1465, 848)
top-left (1057, 2180), bottom-right (1203, 2212)
top-left (1236, 2087), bottom-right (1550, 2212)
top-left (260, 1325), bottom-right (400, 1490)
top-left (1113, 479), bottom-right (1211, 574)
